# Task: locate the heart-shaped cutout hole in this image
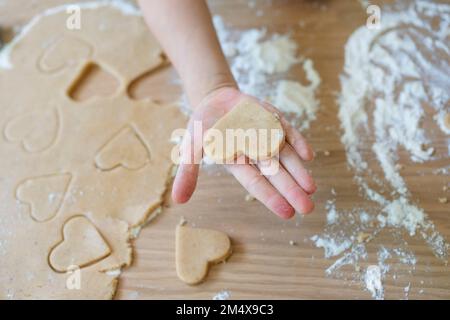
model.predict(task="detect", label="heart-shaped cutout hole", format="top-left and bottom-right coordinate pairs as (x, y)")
top-left (49, 216), bottom-right (111, 273)
top-left (95, 125), bottom-right (150, 171)
top-left (127, 61), bottom-right (182, 104)
top-left (203, 99), bottom-right (285, 163)
top-left (176, 225), bottom-right (232, 285)
top-left (67, 62), bottom-right (119, 102)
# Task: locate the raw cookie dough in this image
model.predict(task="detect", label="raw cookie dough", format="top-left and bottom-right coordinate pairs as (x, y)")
top-left (49, 215), bottom-right (112, 273)
top-left (0, 2), bottom-right (186, 299)
top-left (176, 225), bottom-right (232, 285)
top-left (203, 99), bottom-right (285, 163)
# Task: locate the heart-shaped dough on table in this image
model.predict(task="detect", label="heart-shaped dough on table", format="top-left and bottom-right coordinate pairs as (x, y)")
top-left (49, 216), bottom-right (111, 272)
top-left (203, 99), bottom-right (285, 163)
top-left (176, 225), bottom-right (232, 285)
top-left (95, 125), bottom-right (150, 171)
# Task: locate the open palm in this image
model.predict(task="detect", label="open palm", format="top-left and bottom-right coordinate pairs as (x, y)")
top-left (172, 87), bottom-right (316, 219)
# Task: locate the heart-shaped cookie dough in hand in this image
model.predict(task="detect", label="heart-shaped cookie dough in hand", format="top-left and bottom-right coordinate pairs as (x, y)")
top-left (49, 216), bottom-right (111, 272)
top-left (176, 225), bottom-right (232, 285)
top-left (203, 99), bottom-right (285, 163)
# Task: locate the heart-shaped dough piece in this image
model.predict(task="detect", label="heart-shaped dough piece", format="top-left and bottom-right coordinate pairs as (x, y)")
top-left (16, 173), bottom-right (72, 222)
top-left (203, 99), bottom-right (285, 163)
top-left (49, 216), bottom-right (111, 272)
top-left (176, 225), bottom-right (232, 285)
top-left (95, 126), bottom-right (150, 171)
top-left (38, 36), bottom-right (93, 73)
top-left (4, 108), bottom-right (59, 153)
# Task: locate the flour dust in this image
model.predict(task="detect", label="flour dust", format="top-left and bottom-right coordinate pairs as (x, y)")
top-left (213, 15), bottom-right (321, 131)
top-left (311, 0), bottom-right (449, 299)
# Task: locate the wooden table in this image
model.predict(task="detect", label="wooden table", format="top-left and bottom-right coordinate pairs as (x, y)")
top-left (1, 0), bottom-right (449, 300)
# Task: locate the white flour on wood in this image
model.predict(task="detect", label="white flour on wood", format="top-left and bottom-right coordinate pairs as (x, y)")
top-left (311, 0), bottom-right (449, 299)
top-left (365, 265), bottom-right (384, 300)
top-left (213, 15), bottom-right (321, 131)
top-left (213, 290), bottom-right (231, 300)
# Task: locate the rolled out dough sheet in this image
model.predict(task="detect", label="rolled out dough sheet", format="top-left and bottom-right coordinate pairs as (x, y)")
top-left (0, 2), bottom-right (186, 299)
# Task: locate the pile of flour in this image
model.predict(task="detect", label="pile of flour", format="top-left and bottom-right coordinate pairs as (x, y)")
top-left (311, 0), bottom-right (449, 299)
top-left (213, 15), bottom-right (321, 131)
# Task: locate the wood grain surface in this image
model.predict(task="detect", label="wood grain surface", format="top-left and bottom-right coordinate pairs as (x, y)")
top-left (1, 0), bottom-right (448, 300)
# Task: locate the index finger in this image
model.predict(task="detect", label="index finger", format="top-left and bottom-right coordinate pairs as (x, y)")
top-left (172, 119), bottom-right (203, 203)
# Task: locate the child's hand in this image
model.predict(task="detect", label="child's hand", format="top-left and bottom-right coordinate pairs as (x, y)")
top-left (139, 0), bottom-right (316, 218)
top-left (173, 87), bottom-right (316, 219)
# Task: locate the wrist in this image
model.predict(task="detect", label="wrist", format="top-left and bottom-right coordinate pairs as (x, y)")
top-left (187, 71), bottom-right (238, 108)
top-left (196, 85), bottom-right (241, 111)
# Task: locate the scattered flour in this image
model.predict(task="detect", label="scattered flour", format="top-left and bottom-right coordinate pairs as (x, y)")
top-left (213, 15), bottom-right (321, 131)
top-left (359, 211), bottom-right (371, 224)
top-left (126, 291), bottom-right (140, 299)
top-left (325, 200), bottom-right (338, 225)
top-left (377, 246), bottom-right (391, 274)
top-left (239, 34), bottom-right (299, 74)
top-left (383, 197), bottom-right (425, 236)
top-left (105, 269), bottom-right (122, 277)
top-left (403, 283), bottom-right (411, 299)
top-left (213, 290), bottom-right (231, 300)
top-left (365, 265), bottom-right (384, 300)
top-left (325, 244), bottom-right (367, 276)
top-left (339, 0), bottom-right (449, 191)
top-left (311, 0), bottom-right (449, 300)
top-left (47, 192), bottom-right (62, 205)
top-left (273, 62), bottom-right (321, 131)
top-left (338, 0), bottom-right (449, 256)
top-left (310, 235), bottom-right (352, 259)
